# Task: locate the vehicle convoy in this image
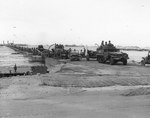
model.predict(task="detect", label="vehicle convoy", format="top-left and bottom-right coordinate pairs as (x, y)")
top-left (141, 51), bottom-right (150, 66)
top-left (35, 42), bottom-right (128, 65)
top-left (96, 44), bottom-right (129, 65)
top-left (34, 44), bottom-right (69, 59)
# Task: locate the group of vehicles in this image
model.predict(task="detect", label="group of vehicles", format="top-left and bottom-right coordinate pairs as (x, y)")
top-left (13, 42), bottom-right (150, 66)
top-left (86, 44), bottom-right (150, 66)
top-left (86, 43), bottom-right (129, 65)
top-left (36, 42), bottom-right (130, 65)
top-left (36, 44), bottom-right (82, 61)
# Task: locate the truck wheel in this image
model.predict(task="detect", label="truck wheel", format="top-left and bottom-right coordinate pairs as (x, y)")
top-left (110, 58), bottom-right (114, 65)
top-left (97, 57), bottom-right (101, 63)
top-left (123, 59), bottom-right (127, 65)
top-left (97, 56), bottom-right (105, 63)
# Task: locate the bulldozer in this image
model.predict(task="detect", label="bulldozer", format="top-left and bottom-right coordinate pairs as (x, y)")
top-left (141, 51), bottom-right (150, 66)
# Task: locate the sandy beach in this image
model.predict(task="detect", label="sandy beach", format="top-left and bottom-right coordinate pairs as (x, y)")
top-left (1, 58), bottom-right (150, 118)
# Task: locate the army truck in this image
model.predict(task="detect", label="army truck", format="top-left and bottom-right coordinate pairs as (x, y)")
top-left (69, 50), bottom-right (82, 61)
top-left (37, 45), bottom-right (45, 52)
top-left (49, 44), bottom-right (69, 59)
top-left (96, 46), bottom-right (129, 65)
top-left (86, 50), bottom-right (97, 61)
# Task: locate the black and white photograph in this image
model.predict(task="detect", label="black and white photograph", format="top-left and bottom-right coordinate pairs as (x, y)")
top-left (1, 0), bottom-right (150, 118)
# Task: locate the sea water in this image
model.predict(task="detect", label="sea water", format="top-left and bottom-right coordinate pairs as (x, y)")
top-left (0, 46), bottom-right (40, 67)
top-left (123, 50), bottom-right (148, 62)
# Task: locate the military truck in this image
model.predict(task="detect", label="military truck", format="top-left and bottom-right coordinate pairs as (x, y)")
top-left (69, 50), bottom-right (82, 61)
top-left (96, 46), bottom-right (129, 65)
top-left (37, 45), bottom-right (45, 52)
top-left (86, 50), bottom-right (97, 61)
top-left (50, 44), bottom-right (69, 59)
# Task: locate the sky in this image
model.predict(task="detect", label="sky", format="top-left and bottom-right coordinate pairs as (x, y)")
top-left (0, 0), bottom-right (150, 47)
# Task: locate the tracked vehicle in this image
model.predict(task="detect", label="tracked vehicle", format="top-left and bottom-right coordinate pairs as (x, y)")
top-left (49, 44), bottom-right (69, 59)
top-left (96, 46), bottom-right (129, 65)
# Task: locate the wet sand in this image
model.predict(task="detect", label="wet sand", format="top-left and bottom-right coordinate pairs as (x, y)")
top-left (1, 58), bottom-right (150, 118)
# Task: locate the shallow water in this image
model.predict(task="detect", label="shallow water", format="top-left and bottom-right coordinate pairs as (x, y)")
top-left (123, 50), bottom-right (148, 62)
top-left (0, 46), bottom-right (40, 67)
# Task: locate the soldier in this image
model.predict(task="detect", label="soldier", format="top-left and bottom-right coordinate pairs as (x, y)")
top-left (108, 40), bottom-right (115, 50)
top-left (83, 48), bottom-right (86, 56)
top-left (101, 41), bottom-right (104, 46)
top-left (99, 40), bottom-right (104, 49)
top-left (108, 40), bottom-right (114, 46)
top-left (103, 41), bottom-right (108, 49)
top-left (14, 64), bottom-right (17, 73)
